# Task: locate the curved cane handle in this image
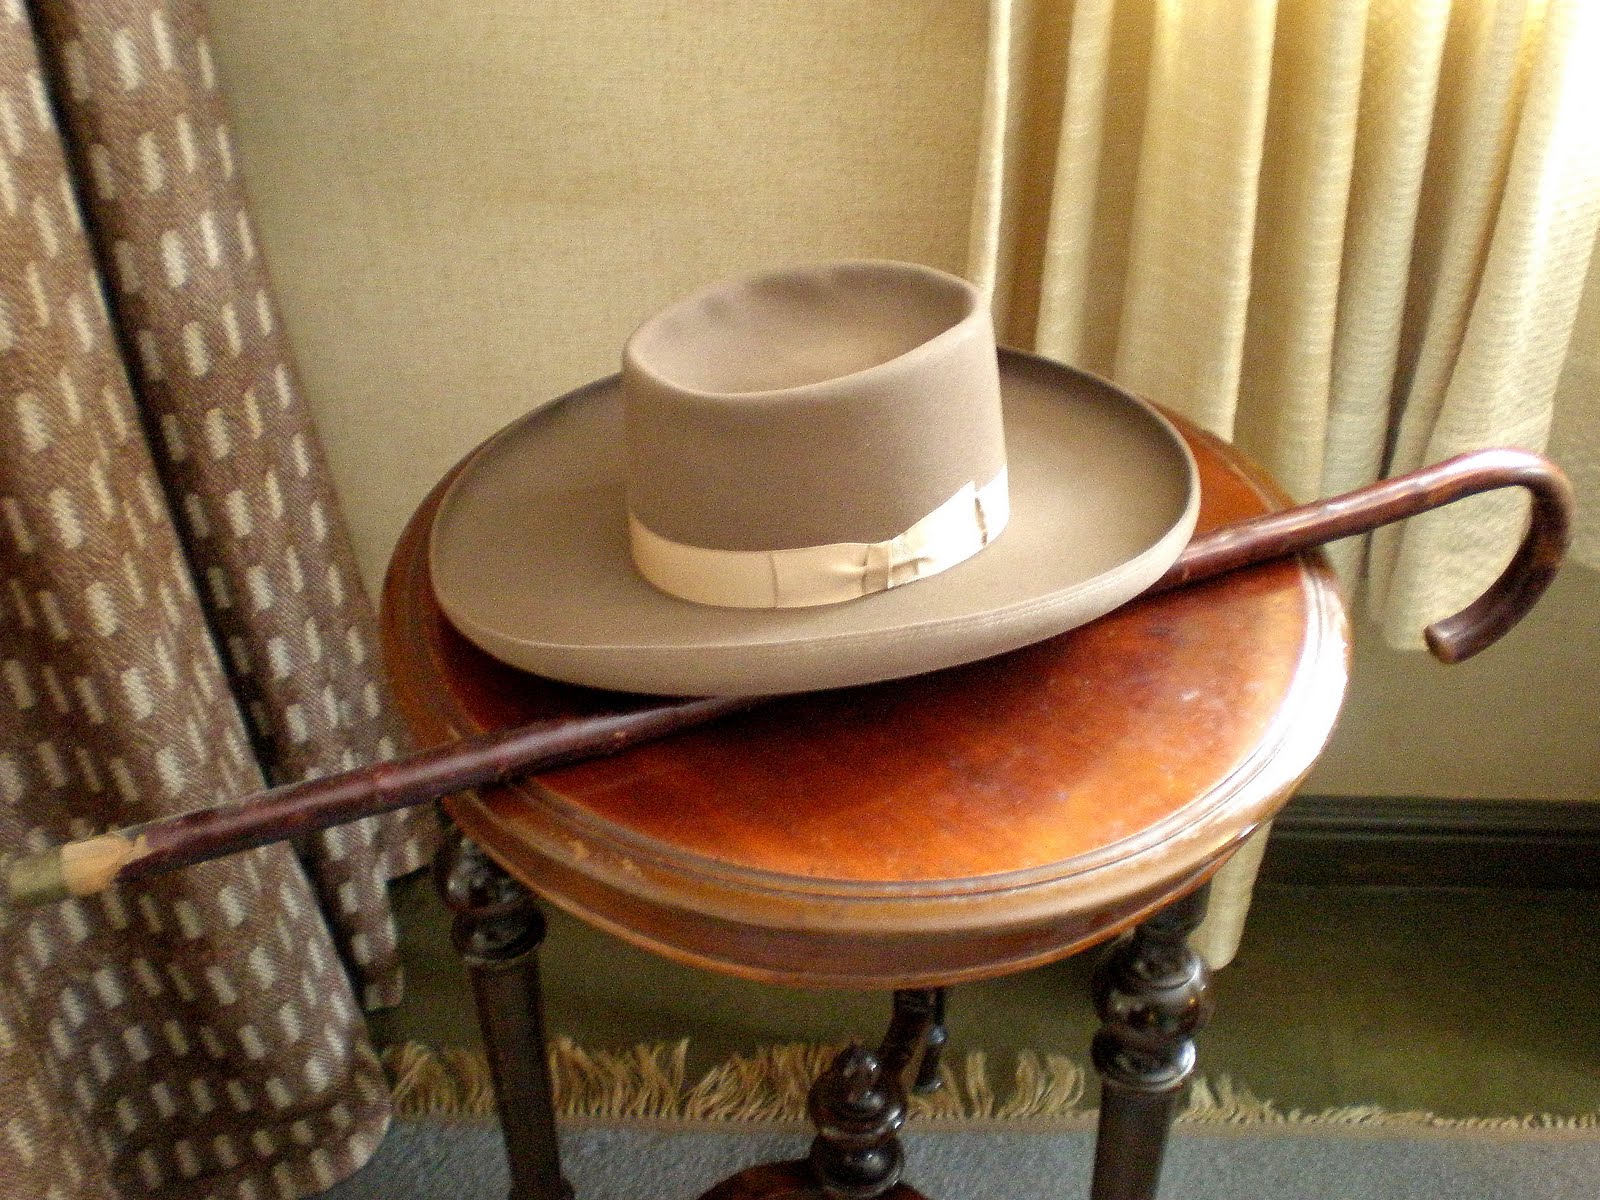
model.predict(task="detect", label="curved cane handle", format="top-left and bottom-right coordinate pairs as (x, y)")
top-left (1154, 448), bottom-right (1573, 663)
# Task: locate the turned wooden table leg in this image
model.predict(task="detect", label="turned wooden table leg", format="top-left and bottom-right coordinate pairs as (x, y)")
top-left (1088, 884), bottom-right (1214, 1200)
top-left (807, 989), bottom-right (940, 1197)
top-left (911, 989), bottom-right (948, 1095)
top-left (437, 824), bottom-right (574, 1200)
top-left (698, 990), bottom-right (940, 1200)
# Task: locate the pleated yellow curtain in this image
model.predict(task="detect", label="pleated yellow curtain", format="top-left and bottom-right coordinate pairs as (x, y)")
top-left (1549, 245), bottom-right (1600, 565)
top-left (970, 0), bottom-right (1600, 649)
top-left (967, 0), bottom-right (1599, 966)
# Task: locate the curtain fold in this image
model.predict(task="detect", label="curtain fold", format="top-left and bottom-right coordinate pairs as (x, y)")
top-left (2, 1), bottom-right (434, 1196)
top-left (1111, 0), bottom-right (1280, 438)
top-left (1035, 0), bottom-right (1156, 368)
top-left (1231, 0), bottom-right (1369, 500)
top-left (1317, 0), bottom-right (1451, 579)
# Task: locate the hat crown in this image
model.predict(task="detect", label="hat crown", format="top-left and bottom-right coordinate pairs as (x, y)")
top-left (622, 262), bottom-right (1008, 595)
top-left (625, 260), bottom-right (980, 398)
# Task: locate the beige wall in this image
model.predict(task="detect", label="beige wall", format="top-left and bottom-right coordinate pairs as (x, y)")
top-left (204, 1), bottom-right (989, 592)
top-left (205, 1), bottom-right (1596, 803)
top-left (1307, 564), bottom-right (1600, 800)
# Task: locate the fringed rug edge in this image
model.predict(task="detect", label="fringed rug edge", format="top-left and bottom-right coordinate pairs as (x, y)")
top-left (382, 1041), bottom-right (1600, 1133)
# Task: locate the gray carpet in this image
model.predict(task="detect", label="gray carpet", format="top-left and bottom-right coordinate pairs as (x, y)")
top-left (321, 1117), bottom-right (1600, 1199)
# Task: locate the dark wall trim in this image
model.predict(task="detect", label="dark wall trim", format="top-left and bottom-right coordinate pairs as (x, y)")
top-left (1260, 794), bottom-right (1600, 888)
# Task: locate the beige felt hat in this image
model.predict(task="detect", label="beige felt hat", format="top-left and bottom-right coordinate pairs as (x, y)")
top-left (429, 261), bottom-right (1199, 695)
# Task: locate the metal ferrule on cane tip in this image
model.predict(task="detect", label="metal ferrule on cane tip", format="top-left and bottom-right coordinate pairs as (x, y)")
top-left (5, 850), bottom-right (70, 908)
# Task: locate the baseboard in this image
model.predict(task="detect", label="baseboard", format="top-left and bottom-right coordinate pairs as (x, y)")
top-left (1260, 795), bottom-right (1600, 888)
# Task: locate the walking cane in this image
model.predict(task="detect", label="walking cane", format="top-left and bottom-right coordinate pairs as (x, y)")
top-left (4, 447), bottom-right (1571, 909)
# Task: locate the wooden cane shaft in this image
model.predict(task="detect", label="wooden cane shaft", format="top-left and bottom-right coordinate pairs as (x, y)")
top-left (7, 694), bottom-right (757, 905)
top-left (5, 448), bottom-right (1571, 905)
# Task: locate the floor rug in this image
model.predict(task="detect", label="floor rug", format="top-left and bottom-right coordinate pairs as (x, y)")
top-left (382, 1040), bottom-right (1600, 1132)
top-left (322, 1116), bottom-right (1600, 1199)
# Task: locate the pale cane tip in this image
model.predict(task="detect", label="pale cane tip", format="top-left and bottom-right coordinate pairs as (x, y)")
top-left (4, 850), bottom-right (71, 908)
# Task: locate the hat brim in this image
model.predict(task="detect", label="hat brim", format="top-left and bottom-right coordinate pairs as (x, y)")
top-left (429, 348), bottom-right (1199, 696)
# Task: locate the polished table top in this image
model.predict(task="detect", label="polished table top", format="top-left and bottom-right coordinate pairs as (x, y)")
top-left (381, 414), bottom-right (1349, 989)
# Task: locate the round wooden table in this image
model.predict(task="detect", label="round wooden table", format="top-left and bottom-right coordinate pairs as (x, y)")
top-left (380, 413), bottom-right (1350, 1200)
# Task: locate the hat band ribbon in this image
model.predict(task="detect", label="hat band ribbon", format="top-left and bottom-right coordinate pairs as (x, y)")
top-left (629, 469), bottom-right (1010, 609)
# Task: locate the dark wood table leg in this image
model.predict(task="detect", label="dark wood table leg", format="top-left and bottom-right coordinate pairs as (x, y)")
top-left (698, 990), bottom-right (940, 1200)
top-left (1088, 884), bottom-right (1214, 1200)
top-left (437, 824), bottom-right (574, 1200)
top-left (911, 989), bottom-right (948, 1095)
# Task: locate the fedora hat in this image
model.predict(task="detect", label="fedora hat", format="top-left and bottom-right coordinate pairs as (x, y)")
top-left (428, 261), bottom-right (1198, 695)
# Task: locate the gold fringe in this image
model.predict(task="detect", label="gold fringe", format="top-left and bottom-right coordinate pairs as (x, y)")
top-left (386, 1043), bottom-right (499, 1117)
top-left (381, 1042), bottom-right (1600, 1131)
top-left (682, 1042), bottom-right (827, 1123)
top-left (1184, 1075), bottom-right (1600, 1132)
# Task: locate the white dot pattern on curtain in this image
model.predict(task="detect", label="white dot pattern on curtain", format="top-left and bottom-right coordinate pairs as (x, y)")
top-left (2, 2), bottom-right (434, 1196)
top-left (25, 0), bottom-right (437, 1010)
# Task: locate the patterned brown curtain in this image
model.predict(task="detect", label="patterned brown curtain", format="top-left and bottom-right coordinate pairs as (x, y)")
top-left (2, 2), bottom-right (434, 1196)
